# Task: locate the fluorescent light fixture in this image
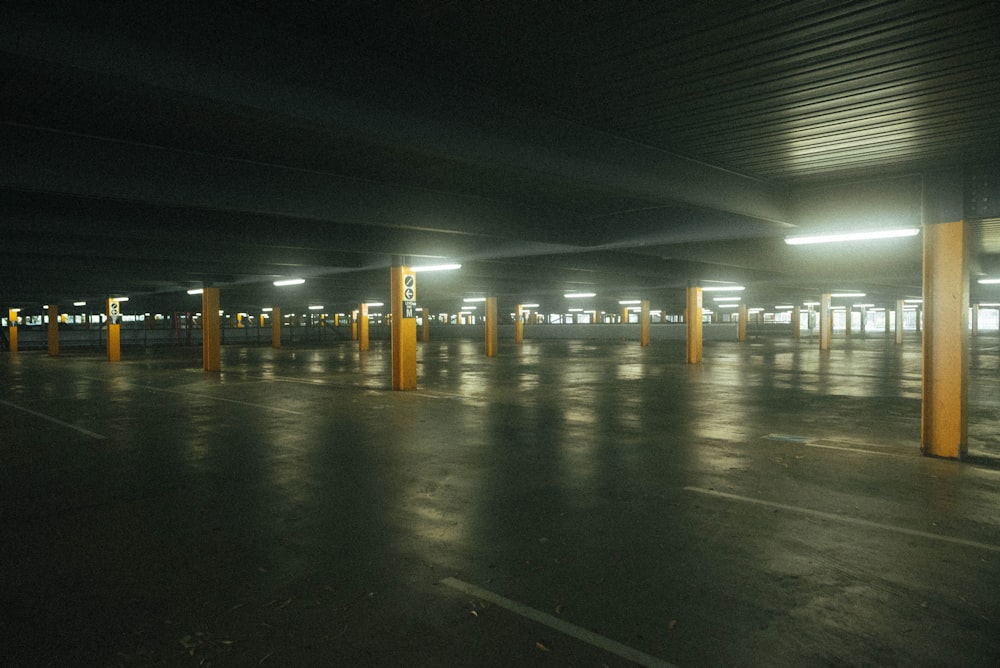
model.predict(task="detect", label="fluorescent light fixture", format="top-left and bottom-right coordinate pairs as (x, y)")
top-left (854, 303), bottom-right (875, 308)
top-left (273, 278), bottom-right (305, 286)
top-left (262, 307), bottom-right (273, 312)
top-left (775, 305), bottom-right (795, 310)
top-left (785, 228), bottom-right (919, 245)
top-left (308, 305), bottom-right (324, 311)
top-left (461, 306), bottom-right (477, 310)
top-left (978, 303), bottom-right (1000, 307)
top-left (701, 285), bottom-right (745, 292)
top-left (718, 304), bottom-right (740, 309)
top-left (713, 296), bottom-right (741, 302)
top-left (73, 301), bottom-right (86, 307)
top-left (618, 299), bottom-right (641, 305)
top-left (977, 278), bottom-right (1000, 284)
top-left (568, 308), bottom-right (584, 312)
top-left (463, 297), bottom-right (487, 303)
top-left (186, 288), bottom-right (204, 295)
top-left (412, 263), bottom-right (461, 272)
top-left (10, 308), bottom-right (20, 312)
top-left (520, 303), bottom-right (540, 309)
top-left (904, 298), bottom-right (923, 304)
top-left (112, 296), bottom-right (129, 302)
top-left (748, 307), bottom-right (765, 313)
top-left (564, 292), bottom-right (596, 298)
top-left (366, 302), bottom-right (384, 307)
top-left (803, 301), bottom-right (820, 307)
top-left (832, 292), bottom-right (865, 298)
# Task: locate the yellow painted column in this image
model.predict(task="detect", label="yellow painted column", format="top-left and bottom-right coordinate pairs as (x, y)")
top-left (202, 287), bottom-right (221, 372)
top-left (485, 297), bottom-right (498, 357)
top-left (686, 286), bottom-right (703, 364)
top-left (819, 293), bottom-right (831, 351)
top-left (514, 304), bottom-right (524, 344)
top-left (358, 303), bottom-right (369, 352)
top-left (107, 298), bottom-right (121, 362)
top-left (47, 304), bottom-right (59, 356)
top-left (621, 307), bottom-right (628, 324)
top-left (737, 303), bottom-right (748, 342)
top-left (8, 309), bottom-right (18, 353)
top-left (922, 220), bottom-right (969, 459)
top-left (421, 308), bottom-right (430, 343)
top-left (791, 305), bottom-right (801, 339)
top-left (271, 307), bottom-right (281, 348)
top-left (391, 265), bottom-right (417, 390)
top-left (640, 299), bottom-right (650, 346)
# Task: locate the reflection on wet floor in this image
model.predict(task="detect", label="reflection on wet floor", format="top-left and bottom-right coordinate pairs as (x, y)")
top-left (1, 336), bottom-right (999, 665)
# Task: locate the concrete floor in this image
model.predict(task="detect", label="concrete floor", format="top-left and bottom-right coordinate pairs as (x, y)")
top-left (2, 336), bottom-right (999, 667)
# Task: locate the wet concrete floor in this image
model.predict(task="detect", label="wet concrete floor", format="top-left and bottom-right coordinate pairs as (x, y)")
top-left (2, 336), bottom-right (999, 666)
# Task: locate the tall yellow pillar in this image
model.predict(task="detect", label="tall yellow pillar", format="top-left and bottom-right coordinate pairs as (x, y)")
top-left (7, 309), bottom-right (18, 353)
top-left (107, 298), bottom-right (121, 362)
top-left (391, 265), bottom-right (417, 390)
top-left (358, 303), bottom-right (369, 352)
top-left (819, 293), bottom-right (831, 351)
top-left (421, 308), bottom-right (430, 343)
top-left (895, 299), bottom-right (904, 345)
top-left (922, 220), bottom-right (968, 459)
top-left (640, 299), bottom-right (650, 346)
top-left (47, 304), bottom-right (59, 356)
top-left (791, 305), bottom-right (801, 339)
top-left (621, 307), bottom-right (628, 324)
top-left (271, 308), bottom-right (281, 348)
top-left (202, 288), bottom-right (221, 372)
top-left (686, 286), bottom-right (702, 364)
top-left (514, 304), bottom-right (524, 344)
top-left (738, 303), bottom-right (748, 342)
top-left (485, 297), bottom-right (498, 357)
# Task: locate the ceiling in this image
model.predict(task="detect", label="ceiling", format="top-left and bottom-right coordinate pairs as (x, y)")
top-left (3, 1), bottom-right (1000, 317)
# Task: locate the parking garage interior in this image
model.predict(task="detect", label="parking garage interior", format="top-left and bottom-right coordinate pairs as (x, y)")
top-left (3, 3), bottom-right (1000, 666)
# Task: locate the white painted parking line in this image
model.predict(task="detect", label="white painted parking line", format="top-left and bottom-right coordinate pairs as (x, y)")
top-left (439, 577), bottom-right (679, 668)
top-left (0, 399), bottom-right (106, 440)
top-left (81, 377), bottom-right (306, 415)
top-left (684, 486), bottom-right (1000, 553)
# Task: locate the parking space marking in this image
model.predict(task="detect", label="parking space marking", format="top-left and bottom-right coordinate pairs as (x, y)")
top-left (0, 398), bottom-right (106, 440)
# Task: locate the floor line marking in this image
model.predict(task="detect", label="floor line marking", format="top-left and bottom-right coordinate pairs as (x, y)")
top-left (81, 377), bottom-right (305, 415)
top-left (134, 384), bottom-right (306, 415)
top-left (439, 577), bottom-right (679, 668)
top-left (684, 487), bottom-right (1000, 553)
top-left (0, 399), bottom-right (106, 440)
top-left (801, 442), bottom-right (911, 458)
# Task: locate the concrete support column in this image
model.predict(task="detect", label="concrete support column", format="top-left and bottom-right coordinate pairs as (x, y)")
top-left (8, 309), bottom-right (19, 353)
top-left (107, 298), bottom-right (121, 362)
top-left (271, 307), bottom-right (281, 348)
top-left (422, 308), bottom-right (430, 343)
top-left (738, 303), bottom-right (748, 342)
top-left (640, 299), bottom-right (650, 347)
top-left (921, 220), bottom-right (969, 459)
top-left (390, 264), bottom-right (417, 390)
top-left (351, 309), bottom-right (358, 341)
top-left (686, 285), bottom-right (703, 364)
top-left (819, 293), bottom-right (832, 351)
top-left (792, 305), bottom-right (801, 339)
top-left (895, 299), bottom-right (905, 345)
top-left (358, 303), bottom-right (369, 352)
top-left (885, 305), bottom-right (892, 334)
top-left (845, 307), bottom-right (853, 336)
top-left (514, 304), bottom-right (524, 344)
top-left (972, 304), bottom-right (979, 338)
top-left (485, 297), bottom-right (498, 357)
top-left (47, 304), bottom-right (59, 356)
top-left (202, 288), bottom-right (221, 371)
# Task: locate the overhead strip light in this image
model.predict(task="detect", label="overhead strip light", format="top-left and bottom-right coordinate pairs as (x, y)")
top-left (701, 285), bottom-right (745, 292)
top-left (784, 228), bottom-right (919, 245)
top-left (520, 303), bottom-right (540, 308)
top-left (832, 292), bottom-right (865, 298)
top-left (618, 299), bottom-right (641, 305)
top-left (564, 292), bottom-right (596, 299)
top-left (977, 278), bottom-right (1000, 285)
top-left (463, 297), bottom-right (487, 303)
top-left (412, 263), bottom-right (462, 272)
top-left (73, 301), bottom-right (87, 307)
top-left (186, 288), bottom-right (204, 295)
top-left (273, 278), bottom-right (305, 286)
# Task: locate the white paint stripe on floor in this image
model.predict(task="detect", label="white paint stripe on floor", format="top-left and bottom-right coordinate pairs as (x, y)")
top-left (684, 486), bottom-right (1000, 553)
top-left (439, 577), bottom-right (679, 668)
top-left (802, 442), bottom-right (912, 458)
top-left (135, 384), bottom-right (306, 415)
top-left (0, 398), bottom-right (106, 440)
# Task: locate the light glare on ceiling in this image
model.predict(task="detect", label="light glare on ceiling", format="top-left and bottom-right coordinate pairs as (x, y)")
top-left (784, 228), bottom-right (919, 245)
top-left (273, 278), bottom-right (305, 286)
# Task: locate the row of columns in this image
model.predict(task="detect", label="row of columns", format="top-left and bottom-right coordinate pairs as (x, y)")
top-left (3, 220), bottom-right (970, 460)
